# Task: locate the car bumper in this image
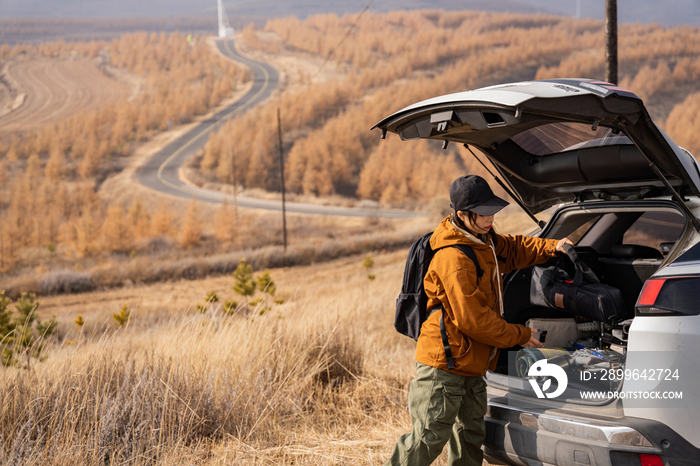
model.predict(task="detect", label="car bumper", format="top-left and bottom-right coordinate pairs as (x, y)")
top-left (484, 398), bottom-right (700, 466)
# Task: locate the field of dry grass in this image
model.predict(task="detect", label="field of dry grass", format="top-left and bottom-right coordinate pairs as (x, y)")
top-left (1, 249), bottom-right (415, 465)
top-left (1, 212), bottom-right (538, 464)
top-left (0, 57), bottom-right (133, 133)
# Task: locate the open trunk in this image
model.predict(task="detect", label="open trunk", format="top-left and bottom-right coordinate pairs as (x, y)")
top-left (489, 200), bottom-right (687, 402)
top-left (373, 79), bottom-right (700, 230)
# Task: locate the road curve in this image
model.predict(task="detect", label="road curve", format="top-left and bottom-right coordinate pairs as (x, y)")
top-left (135, 38), bottom-right (426, 219)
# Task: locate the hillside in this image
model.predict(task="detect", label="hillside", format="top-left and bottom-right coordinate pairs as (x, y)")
top-left (195, 11), bottom-right (700, 205)
top-left (0, 32), bottom-right (251, 280)
top-left (1, 249), bottom-right (430, 465)
top-left (0, 57), bottom-right (134, 132)
top-left (4, 9), bottom-right (700, 293)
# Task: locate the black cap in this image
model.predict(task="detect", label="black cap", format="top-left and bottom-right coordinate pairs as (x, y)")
top-left (449, 175), bottom-right (509, 216)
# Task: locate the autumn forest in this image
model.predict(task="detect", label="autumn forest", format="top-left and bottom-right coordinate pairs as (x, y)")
top-left (205, 12), bottom-right (700, 203)
top-left (3, 9), bottom-right (700, 283)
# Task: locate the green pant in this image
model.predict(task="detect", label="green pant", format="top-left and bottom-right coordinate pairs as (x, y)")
top-left (385, 362), bottom-right (487, 466)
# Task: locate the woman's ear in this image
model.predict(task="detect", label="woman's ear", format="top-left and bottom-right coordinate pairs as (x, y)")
top-left (456, 211), bottom-right (468, 224)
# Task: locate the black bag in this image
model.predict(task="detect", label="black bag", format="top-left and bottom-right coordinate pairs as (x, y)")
top-left (530, 244), bottom-right (624, 324)
top-left (395, 232), bottom-right (482, 369)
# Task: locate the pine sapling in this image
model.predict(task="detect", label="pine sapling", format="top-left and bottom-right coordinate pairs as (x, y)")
top-left (255, 269), bottom-right (277, 315)
top-left (363, 254), bottom-right (376, 281)
top-left (257, 270), bottom-right (276, 296)
top-left (0, 290), bottom-right (11, 337)
top-left (72, 314), bottom-right (86, 345)
top-left (36, 317), bottom-right (57, 338)
top-left (113, 304), bottom-right (131, 327)
top-left (0, 291), bottom-right (13, 365)
top-left (197, 290), bottom-right (219, 313)
top-left (232, 259), bottom-right (256, 315)
top-left (13, 292), bottom-right (40, 367)
top-left (1, 292), bottom-right (55, 367)
top-left (222, 299), bottom-right (239, 315)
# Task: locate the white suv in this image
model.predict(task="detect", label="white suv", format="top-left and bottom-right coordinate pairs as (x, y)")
top-left (374, 79), bottom-right (700, 466)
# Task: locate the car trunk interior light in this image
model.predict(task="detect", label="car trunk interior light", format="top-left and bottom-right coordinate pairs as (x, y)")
top-left (639, 453), bottom-right (665, 466)
top-left (637, 278), bottom-right (667, 306)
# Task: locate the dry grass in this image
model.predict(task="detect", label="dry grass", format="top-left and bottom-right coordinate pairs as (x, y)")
top-left (0, 58), bottom-right (131, 133)
top-left (0, 249), bottom-right (419, 465)
top-left (0, 213), bottom-right (539, 464)
top-left (3, 219), bottom-right (426, 299)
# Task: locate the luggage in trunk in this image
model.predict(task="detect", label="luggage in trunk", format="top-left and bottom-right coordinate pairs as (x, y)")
top-left (525, 318), bottom-right (597, 348)
top-left (530, 244), bottom-right (625, 323)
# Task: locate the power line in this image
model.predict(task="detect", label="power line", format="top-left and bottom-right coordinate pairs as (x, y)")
top-left (283, 0), bottom-right (374, 112)
top-left (310, 0), bottom-right (375, 82)
top-left (271, 1), bottom-right (375, 247)
top-left (278, 0), bottom-right (374, 124)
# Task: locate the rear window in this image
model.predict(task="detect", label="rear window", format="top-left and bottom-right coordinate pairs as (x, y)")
top-left (568, 216), bottom-right (602, 244)
top-left (623, 211), bottom-right (685, 250)
top-left (511, 122), bottom-right (632, 156)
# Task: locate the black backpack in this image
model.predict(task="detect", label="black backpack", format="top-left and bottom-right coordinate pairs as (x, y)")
top-left (395, 231), bottom-right (483, 369)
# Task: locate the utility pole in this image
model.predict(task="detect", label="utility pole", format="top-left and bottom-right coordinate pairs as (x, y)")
top-left (228, 141), bottom-right (238, 221)
top-left (277, 107), bottom-right (288, 251)
top-left (605, 0), bottom-right (618, 84)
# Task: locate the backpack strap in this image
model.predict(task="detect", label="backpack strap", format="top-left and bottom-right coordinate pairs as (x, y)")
top-left (428, 304), bottom-right (454, 370)
top-left (451, 244), bottom-right (483, 281)
top-left (438, 309), bottom-right (454, 370)
top-left (428, 244), bottom-right (482, 371)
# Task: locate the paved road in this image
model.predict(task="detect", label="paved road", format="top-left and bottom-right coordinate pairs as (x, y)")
top-left (135, 38), bottom-right (426, 219)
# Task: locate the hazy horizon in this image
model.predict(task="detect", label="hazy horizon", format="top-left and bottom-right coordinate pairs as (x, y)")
top-left (1, 0), bottom-right (699, 28)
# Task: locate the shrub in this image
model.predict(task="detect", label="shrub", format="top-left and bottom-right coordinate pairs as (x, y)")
top-left (113, 304), bottom-right (131, 327)
top-left (0, 291), bottom-right (57, 367)
top-left (363, 254), bottom-right (376, 281)
top-left (38, 269), bottom-right (94, 295)
top-left (196, 290), bottom-right (219, 313)
top-left (232, 259), bottom-right (256, 315)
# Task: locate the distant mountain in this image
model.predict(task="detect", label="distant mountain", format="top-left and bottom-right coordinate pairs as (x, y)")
top-left (519, 0), bottom-right (700, 27)
top-left (2, 0), bottom-right (699, 26)
top-left (0, 0), bottom-right (698, 43)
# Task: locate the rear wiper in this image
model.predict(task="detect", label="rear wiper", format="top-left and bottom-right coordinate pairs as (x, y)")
top-left (464, 144), bottom-right (546, 229)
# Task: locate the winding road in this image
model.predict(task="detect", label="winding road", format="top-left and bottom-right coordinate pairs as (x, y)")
top-left (135, 38), bottom-right (425, 219)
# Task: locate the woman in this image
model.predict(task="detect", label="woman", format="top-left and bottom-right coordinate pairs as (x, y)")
top-left (385, 175), bottom-right (573, 466)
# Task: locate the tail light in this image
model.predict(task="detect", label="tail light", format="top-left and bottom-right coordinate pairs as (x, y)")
top-left (636, 276), bottom-right (700, 316)
top-left (639, 454), bottom-right (665, 466)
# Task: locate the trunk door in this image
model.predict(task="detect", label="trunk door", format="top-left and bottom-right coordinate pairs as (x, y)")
top-left (373, 79), bottom-right (700, 220)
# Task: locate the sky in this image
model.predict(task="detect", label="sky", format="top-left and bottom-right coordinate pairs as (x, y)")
top-left (1, 0), bottom-right (699, 27)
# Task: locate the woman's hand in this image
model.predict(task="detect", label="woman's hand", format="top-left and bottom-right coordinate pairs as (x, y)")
top-left (555, 237), bottom-right (575, 253)
top-left (522, 329), bottom-right (544, 348)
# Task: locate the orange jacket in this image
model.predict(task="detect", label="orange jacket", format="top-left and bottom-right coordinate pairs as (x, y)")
top-left (416, 216), bottom-right (559, 377)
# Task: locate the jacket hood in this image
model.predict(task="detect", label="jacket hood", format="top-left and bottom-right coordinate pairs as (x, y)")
top-left (430, 216), bottom-right (492, 251)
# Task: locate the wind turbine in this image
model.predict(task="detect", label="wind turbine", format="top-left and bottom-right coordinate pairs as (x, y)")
top-left (218, 0), bottom-right (235, 38)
